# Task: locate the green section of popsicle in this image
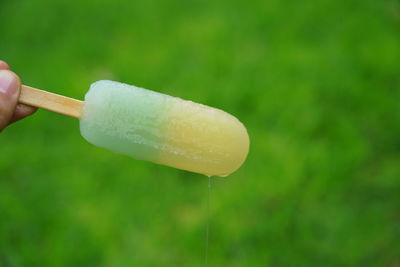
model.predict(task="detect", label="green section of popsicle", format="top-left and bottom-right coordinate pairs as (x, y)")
top-left (80, 80), bottom-right (169, 162)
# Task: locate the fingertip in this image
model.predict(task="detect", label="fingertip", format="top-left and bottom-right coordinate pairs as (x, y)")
top-left (10, 104), bottom-right (37, 124)
top-left (0, 70), bottom-right (21, 130)
top-left (0, 61), bottom-right (10, 70)
top-left (0, 70), bottom-right (21, 97)
top-left (17, 104), bottom-right (37, 116)
top-left (8, 70), bottom-right (20, 85)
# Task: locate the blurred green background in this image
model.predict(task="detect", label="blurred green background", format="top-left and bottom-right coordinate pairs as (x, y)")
top-left (1, 0), bottom-right (399, 266)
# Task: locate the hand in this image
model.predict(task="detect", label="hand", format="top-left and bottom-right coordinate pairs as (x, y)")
top-left (0, 60), bottom-right (36, 131)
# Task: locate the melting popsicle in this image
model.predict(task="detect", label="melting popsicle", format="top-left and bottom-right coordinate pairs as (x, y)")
top-left (19, 80), bottom-right (250, 176)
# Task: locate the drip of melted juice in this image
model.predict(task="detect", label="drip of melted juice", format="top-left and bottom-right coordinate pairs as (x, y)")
top-left (205, 176), bottom-right (211, 266)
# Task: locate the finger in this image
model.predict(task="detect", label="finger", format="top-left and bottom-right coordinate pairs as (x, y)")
top-left (9, 103), bottom-right (37, 124)
top-left (0, 70), bottom-right (21, 131)
top-left (0, 62), bottom-right (39, 125)
top-left (0, 61), bottom-right (10, 70)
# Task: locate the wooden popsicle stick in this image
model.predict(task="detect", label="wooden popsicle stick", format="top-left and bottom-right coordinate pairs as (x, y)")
top-left (19, 85), bottom-right (84, 119)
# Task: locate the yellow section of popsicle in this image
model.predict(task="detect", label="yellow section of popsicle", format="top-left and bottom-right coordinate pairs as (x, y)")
top-left (157, 97), bottom-right (249, 177)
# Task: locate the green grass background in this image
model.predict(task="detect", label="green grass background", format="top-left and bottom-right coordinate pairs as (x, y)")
top-left (1, 0), bottom-right (400, 266)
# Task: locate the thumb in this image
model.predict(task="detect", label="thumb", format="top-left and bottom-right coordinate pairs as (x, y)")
top-left (0, 70), bottom-right (20, 131)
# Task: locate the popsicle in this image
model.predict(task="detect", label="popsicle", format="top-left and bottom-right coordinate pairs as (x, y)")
top-left (19, 80), bottom-right (249, 176)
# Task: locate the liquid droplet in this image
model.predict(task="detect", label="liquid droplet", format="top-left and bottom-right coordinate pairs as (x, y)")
top-left (205, 176), bottom-right (211, 266)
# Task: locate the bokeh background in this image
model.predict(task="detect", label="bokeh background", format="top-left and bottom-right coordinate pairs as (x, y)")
top-left (1, 0), bottom-right (400, 266)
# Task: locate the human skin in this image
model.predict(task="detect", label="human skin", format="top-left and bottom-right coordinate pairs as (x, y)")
top-left (0, 60), bottom-right (36, 131)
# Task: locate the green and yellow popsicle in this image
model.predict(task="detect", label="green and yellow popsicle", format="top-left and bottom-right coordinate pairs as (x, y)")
top-left (19, 80), bottom-right (250, 177)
